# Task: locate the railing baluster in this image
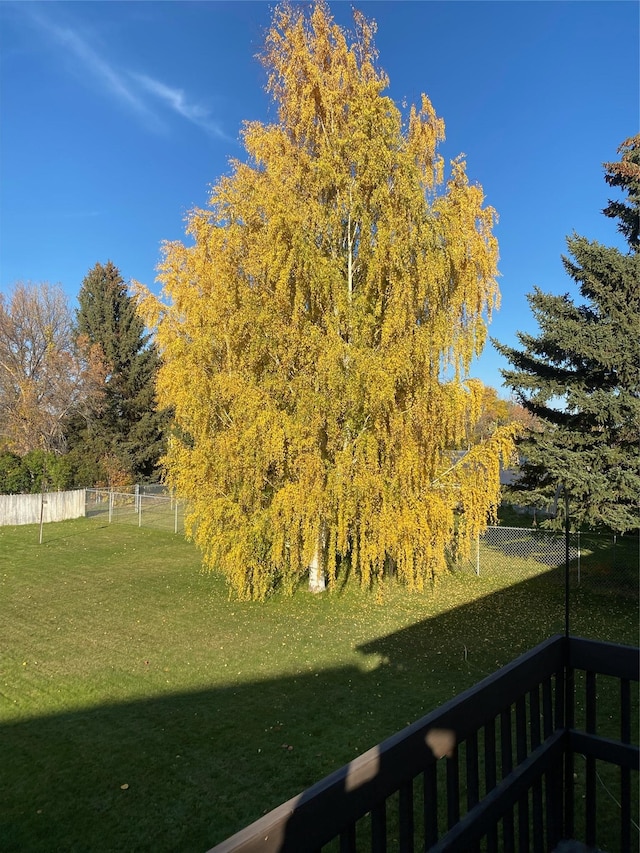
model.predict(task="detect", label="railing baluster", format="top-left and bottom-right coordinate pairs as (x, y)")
top-left (339, 823), bottom-right (356, 853)
top-left (423, 761), bottom-right (438, 849)
top-left (515, 694), bottom-right (528, 762)
top-left (502, 809), bottom-right (515, 853)
top-left (585, 670), bottom-right (596, 848)
top-left (555, 667), bottom-right (565, 731)
top-left (465, 731), bottom-right (481, 853)
top-left (585, 670), bottom-right (596, 732)
top-left (551, 663), bottom-right (566, 846)
top-left (501, 707), bottom-right (513, 778)
top-left (398, 779), bottom-right (414, 853)
top-left (501, 707), bottom-right (515, 850)
top-left (542, 670), bottom-right (554, 847)
top-left (466, 730), bottom-right (480, 810)
top-left (529, 688), bottom-right (544, 853)
top-left (446, 748), bottom-right (460, 830)
top-left (620, 677), bottom-right (631, 852)
top-left (621, 677), bottom-right (631, 743)
top-left (529, 686), bottom-right (541, 749)
top-left (515, 695), bottom-right (529, 852)
top-left (563, 664), bottom-right (574, 841)
top-left (544, 766), bottom-right (559, 853)
top-left (371, 801), bottom-right (386, 853)
top-left (541, 677), bottom-right (553, 740)
top-left (484, 719), bottom-right (498, 853)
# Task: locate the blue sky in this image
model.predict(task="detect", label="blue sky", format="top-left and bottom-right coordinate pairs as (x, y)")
top-left (1, 1), bottom-right (638, 393)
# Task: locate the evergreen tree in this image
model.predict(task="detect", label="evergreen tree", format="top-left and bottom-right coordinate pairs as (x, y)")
top-left (137, 3), bottom-right (515, 599)
top-left (494, 136), bottom-right (640, 532)
top-left (67, 261), bottom-right (167, 485)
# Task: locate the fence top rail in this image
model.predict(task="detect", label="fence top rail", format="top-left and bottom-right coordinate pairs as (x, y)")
top-left (489, 526), bottom-right (570, 535)
top-left (85, 489), bottom-right (176, 502)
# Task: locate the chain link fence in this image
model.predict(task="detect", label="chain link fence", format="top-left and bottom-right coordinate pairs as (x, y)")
top-left (83, 493), bottom-right (637, 597)
top-left (455, 524), bottom-right (638, 644)
top-left (82, 491), bottom-right (637, 622)
top-left (459, 525), bottom-right (578, 580)
top-left (85, 488), bottom-right (185, 534)
top-left (458, 524), bottom-right (639, 596)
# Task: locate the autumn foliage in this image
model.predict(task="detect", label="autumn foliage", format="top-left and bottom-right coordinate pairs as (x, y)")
top-left (137, 2), bottom-right (516, 598)
top-left (0, 282), bottom-right (105, 457)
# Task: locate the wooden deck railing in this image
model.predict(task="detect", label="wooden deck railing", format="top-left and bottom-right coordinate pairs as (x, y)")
top-left (208, 636), bottom-right (639, 853)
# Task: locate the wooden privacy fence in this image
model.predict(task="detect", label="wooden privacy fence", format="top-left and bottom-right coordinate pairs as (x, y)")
top-left (0, 489), bottom-right (85, 526)
top-left (209, 635), bottom-right (639, 853)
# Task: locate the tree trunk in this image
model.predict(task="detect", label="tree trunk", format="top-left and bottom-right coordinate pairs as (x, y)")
top-left (308, 527), bottom-right (326, 593)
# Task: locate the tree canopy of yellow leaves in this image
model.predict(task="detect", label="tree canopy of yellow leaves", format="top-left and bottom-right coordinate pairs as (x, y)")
top-left (137, 2), bottom-right (516, 599)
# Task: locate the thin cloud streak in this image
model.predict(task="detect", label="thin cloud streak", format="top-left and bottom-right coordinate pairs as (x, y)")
top-left (17, 5), bottom-right (225, 139)
top-left (132, 73), bottom-right (229, 140)
top-left (21, 5), bottom-right (161, 130)
top-left (54, 27), bottom-right (148, 116)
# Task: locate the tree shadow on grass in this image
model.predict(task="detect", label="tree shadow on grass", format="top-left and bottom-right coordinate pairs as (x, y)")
top-left (1, 569), bottom-right (635, 853)
top-left (38, 522), bottom-right (112, 544)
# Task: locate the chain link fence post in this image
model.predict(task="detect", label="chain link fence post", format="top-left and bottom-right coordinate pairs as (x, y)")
top-left (85, 487), bottom-right (184, 535)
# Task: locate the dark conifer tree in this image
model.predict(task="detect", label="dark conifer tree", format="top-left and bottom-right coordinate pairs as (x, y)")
top-left (67, 261), bottom-right (168, 485)
top-left (494, 137), bottom-right (640, 532)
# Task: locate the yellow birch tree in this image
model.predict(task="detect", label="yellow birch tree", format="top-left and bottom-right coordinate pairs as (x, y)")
top-left (137, 2), bottom-right (516, 599)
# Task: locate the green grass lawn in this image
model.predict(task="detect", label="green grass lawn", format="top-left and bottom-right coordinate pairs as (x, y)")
top-left (1, 518), bottom-right (637, 852)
